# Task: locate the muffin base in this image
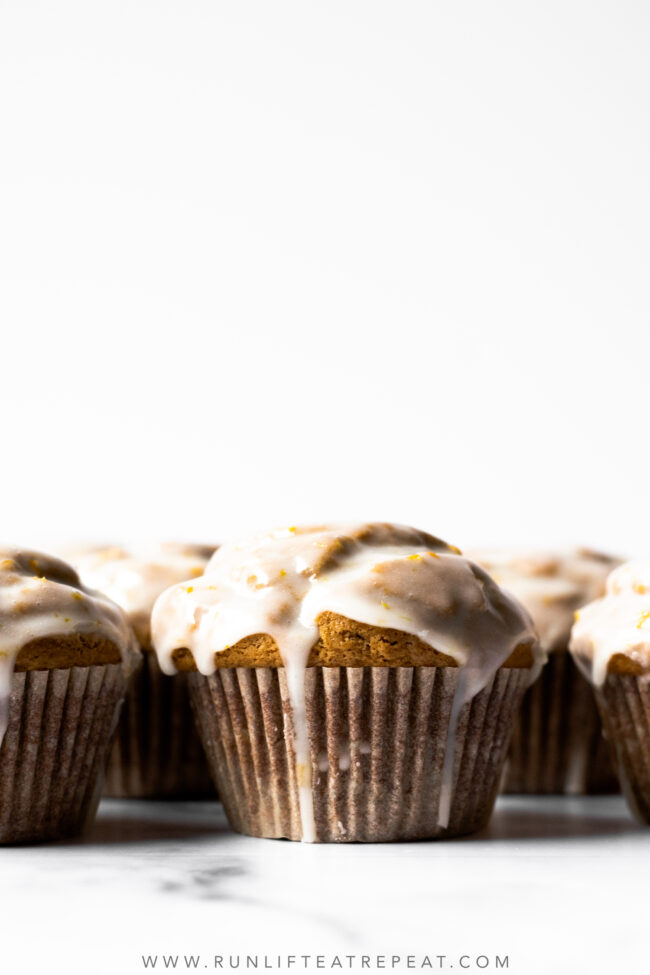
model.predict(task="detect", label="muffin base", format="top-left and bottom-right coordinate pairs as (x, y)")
top-left (504, 649), bottom-right (618, 795)
top-left (0, 664), bottom-right (127, 844)
top-left (189, 665), bottom-right (529, 842)
top-left (103, 650), bottom-right (214, 799)
top-left (595, 674), bottom-right (650, 823)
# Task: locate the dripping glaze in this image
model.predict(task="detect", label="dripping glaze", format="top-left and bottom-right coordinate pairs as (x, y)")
top-left (71, 542), bottom-right (215, 644)
top-left (151, 524), bottom-right (541, 841)
top-left (0, 550), bottom-right (139, 749)
top-left (570, 561), bottom-right (650, 686)
top-left (470, 548), bottom-right (620, 653)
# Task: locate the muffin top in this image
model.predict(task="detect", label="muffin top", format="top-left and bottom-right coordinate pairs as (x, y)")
top-left (570, 561), bottom-right (650, 684)
top-left (71, 543), bottom-right (215, 646)
top-left (0, 549), bottom-right (140, 740)
top-left (469, 548), bottom-right (619, 653)
top-left (0, 550), bottom-right (139, 669)
top-left (152, 524), bottom-right (540, 680)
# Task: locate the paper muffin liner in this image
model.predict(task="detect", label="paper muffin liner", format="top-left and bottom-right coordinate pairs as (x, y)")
top-left (503, 649), bottom-right (618, 795)
top-left (0, 663), bottom-right (127, 844)
top-left (103, 650), bottom-right (214, 798)
top-left (188, 665), bottom-right (529, 842)
top-left (595, 674), bottom-right (650, 823)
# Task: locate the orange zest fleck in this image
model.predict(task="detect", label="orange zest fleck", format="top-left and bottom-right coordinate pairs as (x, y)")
top-left (637, 611), bottom-right (650, 630)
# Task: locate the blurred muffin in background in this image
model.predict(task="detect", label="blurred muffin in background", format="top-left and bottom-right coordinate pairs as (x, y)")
top-left (571, 562), bottom-right (650, 823)
top-left (72, 543), bottom-right (216, 798)
top-left (470, 548), bottom-right (621, 794)
top-left (0, 550), bottom-right (139, 843)
top-left (152, 524), bottom-right (540, 842)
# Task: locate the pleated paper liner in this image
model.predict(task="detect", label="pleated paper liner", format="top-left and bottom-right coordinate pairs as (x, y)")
top-left (595, 674), bottom-right (650, 823)
top-left (189, 665), bottom-right (529, 842)
top-left (504, 650), bottom-right (619, 795)
top-left (103, 650), bottom-right (214, 798)
top-left (0, 664), bottom-right (127, 844)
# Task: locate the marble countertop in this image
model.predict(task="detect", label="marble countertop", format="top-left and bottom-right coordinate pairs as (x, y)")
top-left (1, 796), bottom-right (647, 975)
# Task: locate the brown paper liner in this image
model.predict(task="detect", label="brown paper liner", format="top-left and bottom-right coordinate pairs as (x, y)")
top-left (595, 674), bottom-right (650, 823)
top-left (0, 664), bottom-right (127, 844)
top-left (504, 650), bottom-right (619, 795)
top-left (188, 665), bottom-right (529, 842)
top-left (103, 650), bottom-right (214, 798)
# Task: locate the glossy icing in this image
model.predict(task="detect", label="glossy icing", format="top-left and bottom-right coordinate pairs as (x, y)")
top-left (0, 550), bottom-right (139, 748)
top-left (71, 543), bottom-right (214, 645)
top-left (152, 524), bottom-right (540, 841)
top-left (470, 548), bottom-right (619, 653)
top-left (570, 561), bottom-right (650, 686)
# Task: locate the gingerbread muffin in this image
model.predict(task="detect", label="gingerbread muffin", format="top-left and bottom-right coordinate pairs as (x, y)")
top-left (0, 550), bottom-right (139, 843)
top-left (152, 524), bottom-right (540, 843)
top-left (72, 544), bottom-right (215, 798)
top-left (471, 549), bottom-right (620, 794)
top-left (571, 562), bottom-right (650, 822)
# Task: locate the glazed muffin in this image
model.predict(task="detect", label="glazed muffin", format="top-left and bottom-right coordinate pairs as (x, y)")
top-left (570, 562), bottom-right (650, 822)
top-left (0, 550), bottom-right (139, 843)
top-left (471, 549), bottom-right (620, 794)
top-left (152, 524), bottom-right (540, 842)
top-left (72, 544), bottom-right (215, 798)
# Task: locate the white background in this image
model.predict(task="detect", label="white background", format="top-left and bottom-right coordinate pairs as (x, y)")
top-left (2, 0), bottom-right (649, 557)
top-left (2, 4), bottom-right (650, 974)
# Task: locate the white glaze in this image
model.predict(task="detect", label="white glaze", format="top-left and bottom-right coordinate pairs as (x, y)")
top-left (70, 543), bottom-right (214, 643)
top-left (470, 548), bottom-right (619, 653)
top-left (570, 561), bottom-right (650, 686)
top-left (0, 550), bottom-right (140, 751)
top-left (152, 524), bottom-right (540, 841)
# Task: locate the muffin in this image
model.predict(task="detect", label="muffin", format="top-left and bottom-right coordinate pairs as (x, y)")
top-left (471, 548), bottom-right (620, 794)
top-left (570, 562), bottom-right (650, 822)
top-left (0, 550), bottom-right (139, 843)
top-left (151, 524), bottom-right (540, 842)
top-left (72, 543), bottom-right (215, 798)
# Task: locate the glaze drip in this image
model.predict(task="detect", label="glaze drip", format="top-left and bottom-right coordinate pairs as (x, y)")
top-left (71, 543), bottom-right (214, 645)
top-left (151, 524), bottom-right (540, 840)
top-left (570, 561), bottom-right (650, 685)
top-left (0, 550), bottom-right (140, 750)
top-left (470, 548), bottom-right (620, 653)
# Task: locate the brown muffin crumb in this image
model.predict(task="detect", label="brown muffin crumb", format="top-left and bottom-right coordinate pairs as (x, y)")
top-left (606, 652), bottom-right (646, 676)
top-left (15, 634), bottom-right (124, 672)
top-left (170, 611), bottom-right (535, 672)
